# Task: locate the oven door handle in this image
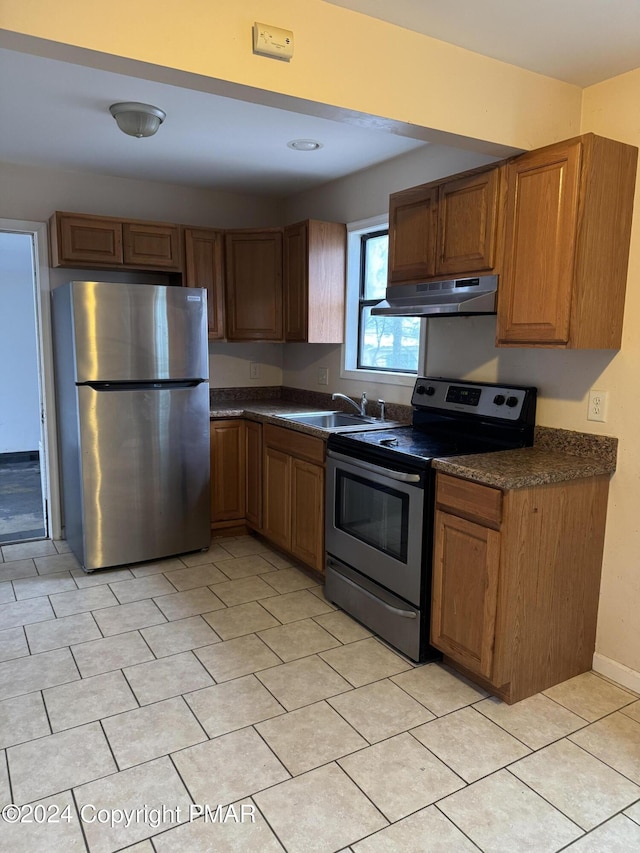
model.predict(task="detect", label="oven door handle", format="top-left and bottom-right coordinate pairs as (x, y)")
top-left (327, 449), bottom-right (422, 483)
top-left (327, 560), bottom-right (418, 618)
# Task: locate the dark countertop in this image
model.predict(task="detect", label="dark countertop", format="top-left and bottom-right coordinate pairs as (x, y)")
top-left (432, 446), bottom-right (615, 489)
top-left (211, 398), bottom-right (618, 489)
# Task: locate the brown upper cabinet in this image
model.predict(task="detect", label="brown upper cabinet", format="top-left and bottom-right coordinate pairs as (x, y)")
top-left (387, 166), bottom-right (501, 287)
top-left (496, 134), bottom-right (637, 349)
top-left (284, 220), bottom-right (346, 343)
top-left (184, 228), bottom-right (225, 340)
top-left (122, 221), bottom-right (181, 269)
top-left (50, 212), bottom-right (182, 271)
top-left (224, 228), bottom-right (284, 342)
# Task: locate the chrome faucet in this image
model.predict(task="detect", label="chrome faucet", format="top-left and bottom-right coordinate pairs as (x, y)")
top-left (378, 399), bottom-right (386, 421)
top-left (332, 391), bottom-right (368, 416)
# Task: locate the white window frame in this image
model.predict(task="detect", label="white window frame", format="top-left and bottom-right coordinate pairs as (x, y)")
top-left (341, 214), bottom-right (426, 387)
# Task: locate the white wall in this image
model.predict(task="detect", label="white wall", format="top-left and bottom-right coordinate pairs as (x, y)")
top-left (0, 161), bottom-right (283, 227)
top-left (0, 232), bottom-right (41, 453)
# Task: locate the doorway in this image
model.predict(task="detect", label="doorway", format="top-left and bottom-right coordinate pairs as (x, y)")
top-left (0, 222), bottom-right (59, 545)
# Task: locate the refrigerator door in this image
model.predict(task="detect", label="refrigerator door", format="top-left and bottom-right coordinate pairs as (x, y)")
top-left (68, 281), bottom-right (208, 382)
top-left (73, 382), bottom-right (210, 570)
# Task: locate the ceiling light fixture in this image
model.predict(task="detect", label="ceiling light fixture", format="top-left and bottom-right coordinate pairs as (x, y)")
top-left (287, 139), bottom-right (322, 151)
top-left (109, 102), bottom-right (166, 138)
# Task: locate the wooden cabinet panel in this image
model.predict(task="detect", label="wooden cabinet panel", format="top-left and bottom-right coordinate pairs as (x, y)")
top-left (437, 169), bottom-right (500, 275)
top-left (291, 458), bottom-right (324, 572)
top-left (262, 445), bottom-right (291, 551)
top-left (51, 213), bottom-right (123, 266)
top-left (262, 423), bottom-right (326, 572)
top-left (433, 471), bottom-right (611, 704)
top-left (497, 134), bottom-right (637, 348)
top-left (432, 510), bottom-right (500, 679)
top-left (210, 420), bottom-right (246, 524)
top-left (388, 185), bottom-right (438, 285)
top-left (123, 222), bottom-right (181, 269)
top-left (497, 141), bottom-right (581, 345)
top-left (184, 228), bottom-right (225, 339)
top-left (284, 220), bottom-right (346, 343)
top-left (224, 229), bottom-right (283, 341)
top-left (263, 424), bottom-right (324, 465)
top-left (245, 420), bottom-right (263, 530)
top-left (50, 212), bottom-right (182, 272)
top-left (436, 475), bottom-right (502, 529)
top-left (284, 221), bottom-right (307, 341)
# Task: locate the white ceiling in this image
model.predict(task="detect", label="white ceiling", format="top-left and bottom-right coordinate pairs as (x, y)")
top-left (2, 3), bottom-right (639, 196)
top-left (326, 0), bottom-right (640, 87)
top-left (0, 47), bottom-right (426, 197)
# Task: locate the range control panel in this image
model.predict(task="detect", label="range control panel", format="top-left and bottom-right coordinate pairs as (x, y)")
top-left (411, 377), bottom-right (534, 421)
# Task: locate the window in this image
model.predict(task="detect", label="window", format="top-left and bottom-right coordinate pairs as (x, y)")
top-left (342, 216), bottom-right (425, 385)
top-left (357, 230), bottom-right (420, 373)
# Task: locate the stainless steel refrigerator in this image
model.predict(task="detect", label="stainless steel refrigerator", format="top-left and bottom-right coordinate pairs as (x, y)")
top-left (52, 281), bottom-right (210, 571)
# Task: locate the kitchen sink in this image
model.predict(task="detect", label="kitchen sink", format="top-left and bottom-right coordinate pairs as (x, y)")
top-left (277, 411), bottom-right (397, 432)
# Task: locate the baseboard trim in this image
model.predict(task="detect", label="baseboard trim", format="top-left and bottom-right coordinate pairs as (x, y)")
top-left (592, 653), bottom-right (640, 695)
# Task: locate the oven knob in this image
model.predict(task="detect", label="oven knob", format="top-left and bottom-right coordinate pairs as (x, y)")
top-left (422, 385), bottom-right (435, 396)
top-left (493, 394), bottom-right (506, 406)
top-left (506, 396), bottom-right (519, 408)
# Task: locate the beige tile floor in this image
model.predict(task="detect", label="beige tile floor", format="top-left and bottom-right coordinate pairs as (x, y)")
top-left (1, 535), bottom-right (640, 852)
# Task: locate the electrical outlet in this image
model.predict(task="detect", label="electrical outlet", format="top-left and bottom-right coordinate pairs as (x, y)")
top-left (588, 389), bottom-right (608, 422)
top-left (250, 362), bottom-right (260, 380)
top-left (318, 367), bottom-right (329, 386)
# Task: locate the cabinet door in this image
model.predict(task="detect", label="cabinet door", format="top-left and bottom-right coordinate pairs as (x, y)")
top-left (184, 228), bottom-right (225, 339)
top-left (436, 169), bottom-right (500, 275)
top-left (262, 445), bottom-right (291, 551)
top-left (210, 420), bottom-right (246, 523)
top-left (245, 420), bottom-right (263, 530)
top-left (431, 509), bottom-right (500, 679)
top-left (123, 222), bottom-right (182, 270)
top-left (388, 185), bottom-right (438, 285)
top-left (291, 458), bottom-right (324, 572)
top-left (225, 230), bottom-right (283, 341)
top-left (284, 221), bottom-right (308, 341)
top-left (53, 213), bottom-right (123, 266)
top-left (284, 220), bottom-right (346, 343)
top-left (496, 140), bottom-right (582, 346)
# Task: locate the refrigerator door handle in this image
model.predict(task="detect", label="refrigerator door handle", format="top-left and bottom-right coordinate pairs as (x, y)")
top-left (81, 379), bottom-right (206, 391)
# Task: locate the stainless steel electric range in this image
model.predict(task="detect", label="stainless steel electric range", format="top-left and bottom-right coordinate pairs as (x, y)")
top-left (324, 376), bottom-right (537, 662)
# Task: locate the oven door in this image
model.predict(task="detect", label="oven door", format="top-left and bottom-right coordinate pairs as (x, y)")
top-left (325, 449), bottom-right (425, 605)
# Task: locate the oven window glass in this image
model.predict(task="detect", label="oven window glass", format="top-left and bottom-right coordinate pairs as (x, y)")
top-left (335, 470), bottom-right (409, 562)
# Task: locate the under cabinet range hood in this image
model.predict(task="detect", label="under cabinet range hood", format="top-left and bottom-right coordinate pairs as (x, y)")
top-left (371, 275), bottom-right (498, 318)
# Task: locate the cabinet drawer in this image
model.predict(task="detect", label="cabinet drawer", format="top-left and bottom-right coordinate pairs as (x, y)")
top-left (123, 222), bottom-right (182, 269)
top-left (264, 423), bottom-right (325, 465)
top-left (436, 473), bottom-right (502, 529)
top-left (52, 213), bottom-right (124, 266)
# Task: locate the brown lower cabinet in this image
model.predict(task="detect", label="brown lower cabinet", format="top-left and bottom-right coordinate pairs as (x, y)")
top-left (209, 418), bottom-right (325, 573)
top-left (209, 420), bottom-right (246, 529)
top-left (261, 424), bottom-right (325, 573)
top-left (431, 472), bottom-right (610, 704)
top-left (245, 420), bottom-right (263, 530)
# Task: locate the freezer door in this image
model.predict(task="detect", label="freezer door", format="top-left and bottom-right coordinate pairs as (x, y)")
top-left (67, 281), bottom-right (208, 382)
top-left (74, 383), bottom-right (210, 570)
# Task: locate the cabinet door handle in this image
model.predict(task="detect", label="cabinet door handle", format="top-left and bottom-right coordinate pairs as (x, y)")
top-left (327, 450), bottom-right (422, 483)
